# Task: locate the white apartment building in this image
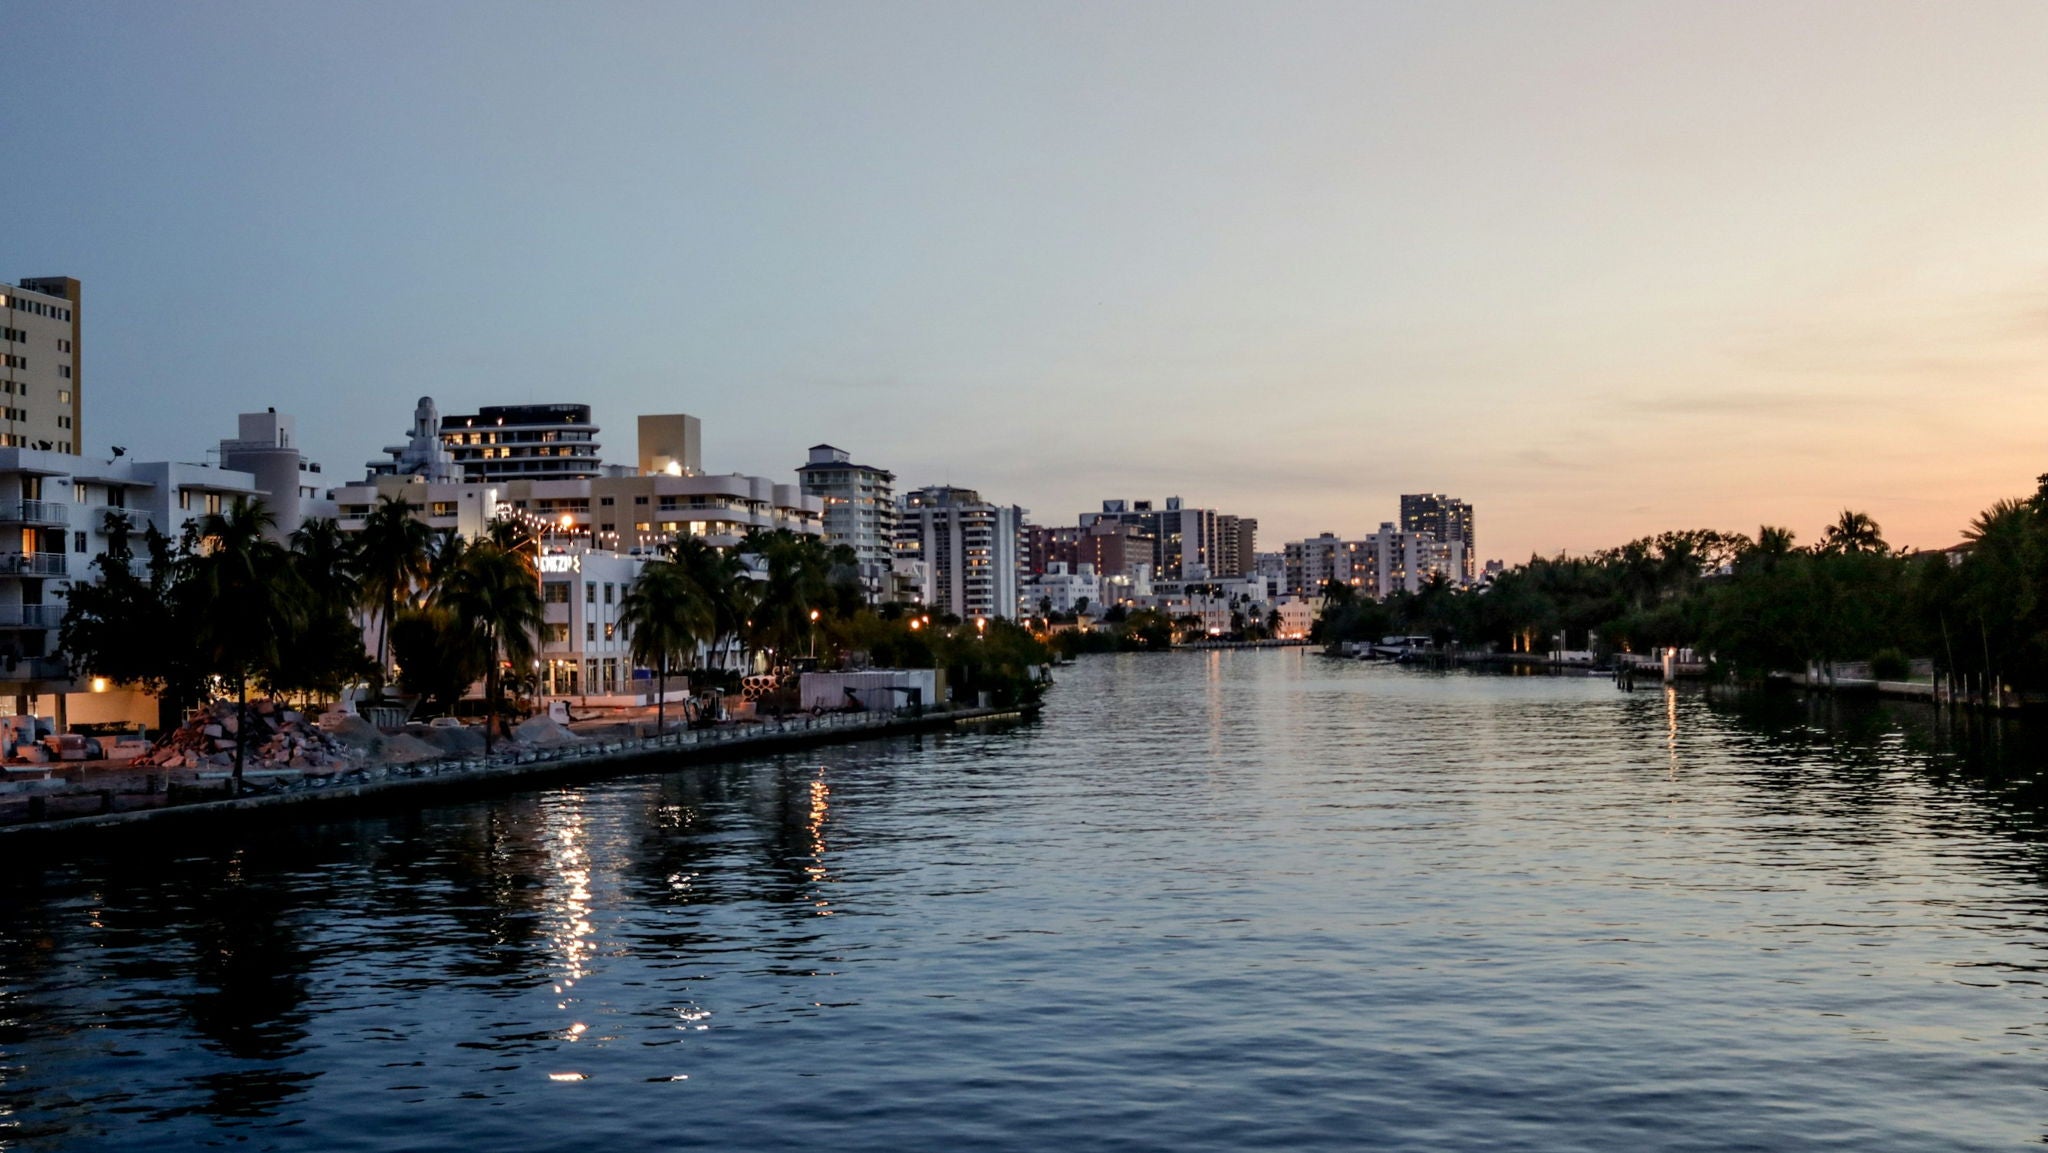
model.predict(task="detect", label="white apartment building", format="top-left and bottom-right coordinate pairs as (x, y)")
top-left (1283, 525), bottom-right (1466, 599)
top-left (797, 444), bottom-right (895, 603)
top-left (0, 278), bottom-right (82, 455)
top-left (534, 546), bottom-right (658, 700)
top-left (894, 485), bottom-right (1023, 620)
top-left (0, 446), bottom-right (264, 726)
top-left (217, 409), bottom-right (333, 539)
top-left (1024, 561), bottom-right (1100, 616)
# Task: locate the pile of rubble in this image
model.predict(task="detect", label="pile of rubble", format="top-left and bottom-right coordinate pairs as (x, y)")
top-left (135, 700), bottom-right (369, 774)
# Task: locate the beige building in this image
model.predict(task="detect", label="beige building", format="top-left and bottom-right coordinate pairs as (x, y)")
top-left (334, 407), bottom-right (819, 548)
top-left (1, 278), bottom-right (82, 455)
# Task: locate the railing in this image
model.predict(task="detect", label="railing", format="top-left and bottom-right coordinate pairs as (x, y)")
top-left (0, 604), bottom-right (63, 628)
top-left (0, 553), bottom-right (66, 577)
top-left (0, 500), bottom-right (66, 525)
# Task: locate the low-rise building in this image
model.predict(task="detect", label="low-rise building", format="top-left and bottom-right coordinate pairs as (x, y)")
top-left (0, 446), bottom-right (262, 727)
top-left (1024, 561), bottom-right (1100, 616)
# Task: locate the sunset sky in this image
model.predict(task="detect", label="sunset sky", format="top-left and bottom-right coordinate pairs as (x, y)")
top-left (10, 2), bottom-right (2048, 560)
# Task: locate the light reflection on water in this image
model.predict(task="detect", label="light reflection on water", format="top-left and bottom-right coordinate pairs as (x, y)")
top-left (3, 651), bottom-right (2048, 1150)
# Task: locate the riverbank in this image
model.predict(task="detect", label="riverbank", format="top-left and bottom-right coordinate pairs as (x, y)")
top-left (0, 704), bottom-right (1032, 845)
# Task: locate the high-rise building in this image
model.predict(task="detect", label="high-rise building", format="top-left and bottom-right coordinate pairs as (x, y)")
top-left (439, 403), bottom-right (602, 482)
top-left (894, 485), bottom-right (1023, 620)
top-left (1215, 514), bottom-right (1258, 578)
top-left (797, 444), bottom-right (896, 603)
top-left (1400, 494), bottom-right (1475, 582)
top-left (1084, 496), bottom-right (1230, 579)
top-left (1022, 523), bottom-right (1082, 578)
top-left (1, 278), bottom-right (81, 454)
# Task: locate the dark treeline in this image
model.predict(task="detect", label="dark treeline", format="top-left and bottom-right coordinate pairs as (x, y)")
top-left (1317, 478), bottom-right (2048, 695)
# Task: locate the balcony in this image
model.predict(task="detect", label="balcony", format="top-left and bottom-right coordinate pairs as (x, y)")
top-left (0, 500), bottom-right (66, 525)
top-left (0, 604), bottom-right (63, 628)
top-left (0, 553), bottom-right (67, 577)
top-left (0, 655), bottom-right (68, 682)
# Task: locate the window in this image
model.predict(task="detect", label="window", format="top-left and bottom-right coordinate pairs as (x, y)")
top-left (57, 365), bottom-right (69, 379)
top-left (545, 624), bottom-right (569, 644)
top-left (604, 623), bottom-right (616, 641)
top-left (599, 496), bottom-right (613, 506)
top-left (56, 390), bottom-right (69, 404)
top-left (542, 581), bottom-right (570, 604)
top-left (74, 531), bottom-right (86, 553)
top-left (585, 583), bottom-right (596, 604)
top-left (586, 622), bottom-right (596, 643)
top-left (204, 493), bottom-right (223, 515)
top-left (634, 495), bottom-right (648, 505)
top-left (603, 583), bottom-right (614, 605)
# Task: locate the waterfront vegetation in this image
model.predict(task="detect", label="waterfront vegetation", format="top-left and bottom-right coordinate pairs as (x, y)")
top-left (1315, 478), bottom-right (2048, 697)
top-left (59, 496), bottom-right (1053, 747)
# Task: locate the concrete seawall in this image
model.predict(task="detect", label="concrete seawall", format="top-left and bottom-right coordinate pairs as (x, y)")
top-left (0, 705), bottom-right (1033, 847)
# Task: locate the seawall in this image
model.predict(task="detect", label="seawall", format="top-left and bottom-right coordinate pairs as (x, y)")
top-left (0, 705), bottom-right (1032, 847)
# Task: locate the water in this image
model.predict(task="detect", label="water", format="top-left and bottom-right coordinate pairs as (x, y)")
top-left (4, 650), bottom-right (2048, 1151)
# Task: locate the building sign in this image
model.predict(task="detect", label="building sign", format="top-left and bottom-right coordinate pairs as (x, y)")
top-left (538, 553), bottom-right (581, 574)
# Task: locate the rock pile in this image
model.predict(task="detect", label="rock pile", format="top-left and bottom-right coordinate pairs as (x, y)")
top-left (135, 700), bottom-right (368, 774)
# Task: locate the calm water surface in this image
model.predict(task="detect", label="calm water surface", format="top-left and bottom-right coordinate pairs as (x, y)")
top-left (5, 651), bottom-right (2048, 1150)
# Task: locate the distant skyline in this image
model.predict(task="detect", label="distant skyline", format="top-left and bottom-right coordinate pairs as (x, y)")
top-left (11, 1), bottom-right (2048, 559)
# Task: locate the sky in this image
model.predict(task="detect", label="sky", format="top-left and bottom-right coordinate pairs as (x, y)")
top-left (9, 1), bottom-right (2048, 560)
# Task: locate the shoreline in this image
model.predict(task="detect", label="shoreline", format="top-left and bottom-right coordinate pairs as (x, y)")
top-left (0, 704), bottom-right (1034, 847)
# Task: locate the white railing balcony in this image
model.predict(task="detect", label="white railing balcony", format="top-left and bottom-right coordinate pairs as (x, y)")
top-left (0, 553), bottom-right (68, 577)
top-left (0, 500), bottom-right (66, 525)
top-left (0, 604), bottom-right (62, 628)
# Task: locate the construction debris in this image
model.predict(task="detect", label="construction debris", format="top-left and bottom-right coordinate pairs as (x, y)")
top-left (134, 700), bottom-right (370, 774)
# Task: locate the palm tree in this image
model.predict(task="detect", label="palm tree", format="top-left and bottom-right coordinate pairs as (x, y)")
top-left (619, 559), bottom-right (709, 734)
top-left (289, 516), bottom-right (361, 610)
top-left (187, 498), bottom-right (303, 790)
top-left (669, 535), bottom-right (751, 672)
top-left (276, 517), bottom-right (370, 705)
top-left (432, 540), bottom-right (543, 756)
top-left (743, 530), bottom-right (834, 667)
top-left (356, 494), bottom-right (432, 690)
top-left (1820, 510), bottom-right (1888, 555)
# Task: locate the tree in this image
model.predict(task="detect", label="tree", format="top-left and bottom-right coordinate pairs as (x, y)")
top-left (742, 529), bottom-right (835, 667)
top-left (271, 518), bottom-right (372, 702)
top-left (1819, 510), bottom-right (1889, 556)
top-left (669, 536), bottom-right (752, 671)
top-left (356, 495), bottom-right (432, 691)
top-left (432, 541), bottom-right (543, 756)
top-left (185, 499), bottom-right (304, 789)
top-left (619, 559), bottom-right (709, 734)
top-left (59, 514), bottom-right (205, 731)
